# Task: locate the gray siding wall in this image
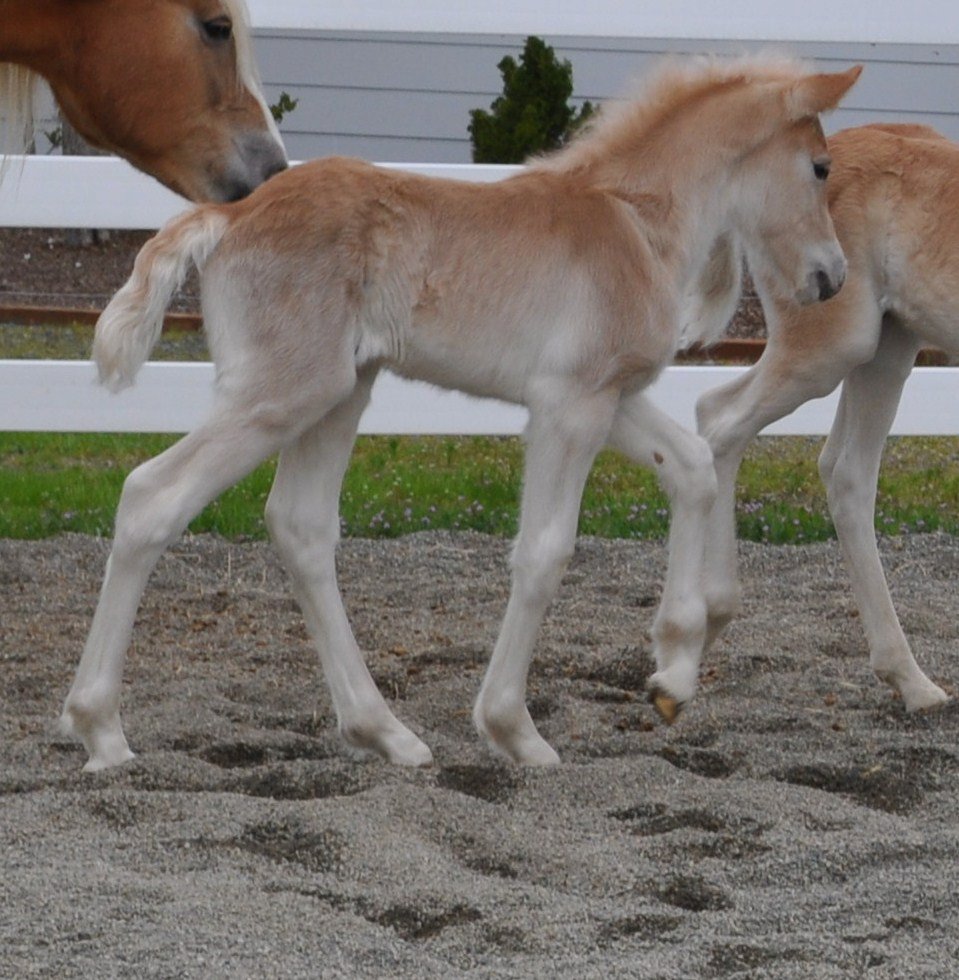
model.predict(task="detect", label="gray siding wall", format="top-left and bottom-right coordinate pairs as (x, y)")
top-left (253, 31), bottom-right (959, 163)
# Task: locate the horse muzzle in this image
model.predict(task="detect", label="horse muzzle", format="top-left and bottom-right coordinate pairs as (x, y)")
top-left (799, 252), bottom-right (847, 305)
top-left (217, 132), bottom-right (289, 202)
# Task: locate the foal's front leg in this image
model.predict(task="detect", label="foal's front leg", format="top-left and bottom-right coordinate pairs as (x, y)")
top-left (608, 393), bottom-right (717, 721)
top-left (265, 373), bottom-right (433, 766)
top-left (694, 347), bottom-right (852, 652)
top-left (474, 386), bottom-right (618, 765)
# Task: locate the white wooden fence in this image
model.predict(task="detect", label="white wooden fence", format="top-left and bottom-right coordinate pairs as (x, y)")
top-left (2, 157), bottom-right (958, 437)
top-left (4, 2), bottom-right (956, 435)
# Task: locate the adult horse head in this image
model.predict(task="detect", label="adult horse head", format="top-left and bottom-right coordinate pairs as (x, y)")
top-left (1, 0), bottom-right (286, 201)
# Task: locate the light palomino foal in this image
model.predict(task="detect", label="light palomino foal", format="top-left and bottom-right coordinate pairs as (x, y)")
top-left (0, 0), bottom-right (285, 201)
top-left (694, 123), bottom-right (959, 715)
top-left (62, 57), bottom-right (860, 771)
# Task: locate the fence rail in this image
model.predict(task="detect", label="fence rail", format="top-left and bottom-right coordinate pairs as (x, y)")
top-left (2, 156), bottom-right (956, 436)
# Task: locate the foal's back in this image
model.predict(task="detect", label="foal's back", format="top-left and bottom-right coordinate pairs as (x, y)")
top-left (204, 156), bottom-right (672, 403)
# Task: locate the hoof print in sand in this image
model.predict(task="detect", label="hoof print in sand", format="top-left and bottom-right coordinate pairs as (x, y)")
top-left (436, 764), bottom-right (520, 804)
top-left (658, 874), bottom-right (732, 913)
top-left (776, 762), bottom-right (923, 814)
top-left (235, 818), bottom-right (346, 874)
top-left (227, 762), bottom-right (372, 801)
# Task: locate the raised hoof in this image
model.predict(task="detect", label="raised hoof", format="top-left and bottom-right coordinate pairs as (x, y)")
top-left (650, 691), bottom-right (682, 725)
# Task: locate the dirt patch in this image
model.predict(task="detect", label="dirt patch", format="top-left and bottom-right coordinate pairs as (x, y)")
top-left (3, 530), bottom-right (959, 977)
top-left (0, 227), bottom-right (199, 313)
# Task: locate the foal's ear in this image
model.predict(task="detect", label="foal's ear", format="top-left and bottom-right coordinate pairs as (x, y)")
top-left (788, 65), bottom-right (862, 117)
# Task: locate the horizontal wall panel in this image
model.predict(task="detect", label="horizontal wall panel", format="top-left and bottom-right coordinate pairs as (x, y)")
top-left (254, 31), bottom-right (959, 163)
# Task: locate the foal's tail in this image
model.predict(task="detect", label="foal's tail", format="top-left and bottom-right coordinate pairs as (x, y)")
top-left (93, 207), bottom-right (230, 392)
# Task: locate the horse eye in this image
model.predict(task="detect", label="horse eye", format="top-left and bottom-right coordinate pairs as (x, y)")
top-left (813, 161), bottom-right (830, 181)
top-left (202, 16), bottom-right (233, 42)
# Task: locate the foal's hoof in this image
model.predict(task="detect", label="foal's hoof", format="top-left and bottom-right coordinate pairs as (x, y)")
top-left (901, 679), bottom-right (950, 714)
top-left (60, 704), bottom-right (136, 772)
top-left (875, 667), bottom-right (950, 713)
top-left (650, 691), bottom-right (682, 725)
top-left (485, 730), bottom-right (561, 767)
top-left (340, 716), bottom-right (433, 767)
top-left (646, 668), bottom-right (695, 725)
top-left (473, 700), bottom-right (561, 766)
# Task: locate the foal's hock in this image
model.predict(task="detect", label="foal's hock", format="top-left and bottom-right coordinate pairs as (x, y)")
top-left (62, 56), bottom-right (860, 771)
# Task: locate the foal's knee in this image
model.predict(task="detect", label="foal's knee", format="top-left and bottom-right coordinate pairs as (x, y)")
top-left (817, 440), bottom-right (840, 488)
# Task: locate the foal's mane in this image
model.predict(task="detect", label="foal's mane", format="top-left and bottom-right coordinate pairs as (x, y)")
top-left (536, 54), bottom-right (808, 175)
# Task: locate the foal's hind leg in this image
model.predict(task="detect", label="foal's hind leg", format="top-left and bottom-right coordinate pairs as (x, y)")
top-left (608, 393), bottom-right (717, 721)
top-left (265, 372), bottom-right (432, 766)
top-left (473, 386), bottom-right (618, 765)
top-left (61, 402), bottom-right (322, 771)
top-left (818, 321), bottom-right (948, 710)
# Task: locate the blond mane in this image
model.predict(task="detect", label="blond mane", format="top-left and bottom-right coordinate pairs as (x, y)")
top-left (226, 0), bottom-right (259, 97)
top-left (227, 0), bottom-right (282, 142)
top-left (536, 53), bottom-right (809, 174)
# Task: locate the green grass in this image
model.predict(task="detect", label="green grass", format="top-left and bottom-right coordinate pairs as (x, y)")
top-left (2, 431), bottom-right (959, 543)
top-left (0, 323), bottom-right (207, 362)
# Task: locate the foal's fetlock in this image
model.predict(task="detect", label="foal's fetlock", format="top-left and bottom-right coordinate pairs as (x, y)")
top-left (704, 583), bottom-right (743, 650)
top-left (703, 599), bottom-right (741, 652)
top-left (473, 697), bottom-right (560, 766)
top-left (60, 695), bottom-right (135, 772)
top-left (338, 710), bottom-right (433, 767)
top-left (872, 663), bottom-right (949, 713)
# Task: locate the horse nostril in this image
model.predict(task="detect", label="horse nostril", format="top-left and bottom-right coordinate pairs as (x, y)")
top-left (816, 269), bottom-right (839, 302)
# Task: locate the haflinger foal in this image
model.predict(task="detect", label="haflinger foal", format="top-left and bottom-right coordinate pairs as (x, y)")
top-left (61, 57), bottom-right (860, 771)
top-left (695, 123), bottom-right (959, 714)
